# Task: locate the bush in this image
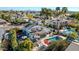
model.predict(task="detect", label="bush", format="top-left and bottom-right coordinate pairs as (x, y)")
top-left (2, 39), bottom-right (12, 51)
top-left (46, 40), bottom-right (69, 51)
top-left (9, 29), bottom-right (18, 50)
top-left (18, 38), bottom-right (34, 51)
top-left (70, 32), bottom-right (78, 39)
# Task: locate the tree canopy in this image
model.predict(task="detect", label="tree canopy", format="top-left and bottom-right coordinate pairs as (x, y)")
top-left (62, 7), bottom-right (68, 13)
top-left (18, 38), bottom-right (34, 51)
top-left (9, 29), bottom-right (18, 50)
top-left (56, 7), bottom-right (60, 11)
top-left (40, 8), bottom-right (52, 19)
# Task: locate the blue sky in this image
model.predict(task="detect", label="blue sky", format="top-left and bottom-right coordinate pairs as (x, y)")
top-left (0, 7), bottom-right (79, 11)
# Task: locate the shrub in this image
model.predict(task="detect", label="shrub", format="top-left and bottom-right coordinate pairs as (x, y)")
top-left (46, 40), bottom-right (69, 51)
top-left (18, 38), bottom-right (34, 51)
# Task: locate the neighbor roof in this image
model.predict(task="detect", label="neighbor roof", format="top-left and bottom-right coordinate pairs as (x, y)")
top-left (65, 42), bottom-right (79, 51)
top-left (0, 19), bottom-right (7, 23)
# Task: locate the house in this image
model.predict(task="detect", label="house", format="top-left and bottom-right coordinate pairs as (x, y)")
top-left (22, 14), bottom-right (29, 22)
top-left (22, 25), bottom-right (50, 42)
top-left (0, 19), bottom-right (10, 27)
top-left (45, 17), bottom-right (68, 28)
top-left (66, 42), bottom-right (79, 51)
top-left (0, 19), bottom-right (7, 24)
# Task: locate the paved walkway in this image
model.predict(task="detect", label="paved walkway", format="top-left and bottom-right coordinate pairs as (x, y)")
top-left (32, 34), bottom-right (50, 51)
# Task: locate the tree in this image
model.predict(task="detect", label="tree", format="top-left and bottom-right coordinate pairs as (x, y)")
top-left (56, 7), bottom-right (60, 11)
top-left (46, 40), bottom-right (69, 51)
top-left (62, 7), bottom-right (68, 13)
top-left (2, 39), bottom-right (11, 51)
top-left (54, 7), bottom-right (63, 17)
top-left (27, 14), bottom-right (33, 19)
top-left (9, 29), bottom-right (18, 50)
top-left (70, 32), bottom-right (78, 39)
top-left (1, 14), bottom-right (5, 19)
top-left (0, 13), bottom-right (11, 22)
top-left (6, 15), bottom-right (11, 22)
top-left (69, 13), bottom-right (79, 20)
top-left (75, 13), bottom-right (79, 20)
top-left (40, 8), bottom-right (52, 19)
top-left (18, 38), bottom-right (34, 51)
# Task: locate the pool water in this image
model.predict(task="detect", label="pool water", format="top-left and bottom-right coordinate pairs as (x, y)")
top-left (48, 35), bottom-right (62, 41)
top-left (62, 28), bottom-right (76, 35)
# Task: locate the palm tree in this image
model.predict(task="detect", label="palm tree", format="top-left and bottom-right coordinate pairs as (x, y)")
top-left (54, 7), bottom-right (61, 17)
top-left (18, 38), bottom-right (34, 51)
top-left (40, 8), bottom-right (52, 19)
top-left (56, 7), bottom-right (60, 11)
top-left (62, 7), bottom-right (68, 13)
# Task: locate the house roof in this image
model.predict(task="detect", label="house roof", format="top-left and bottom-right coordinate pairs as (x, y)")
top-left (0, 19), bottom-right (7, 23)
top-left (65, 42), bottom-right (79, 51)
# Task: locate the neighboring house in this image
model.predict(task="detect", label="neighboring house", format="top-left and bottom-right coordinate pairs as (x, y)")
top-left (0, 19), bottom-right (7, 24)
top-left (45, 17), bottom-right (68, 28)
top-left (23, 25), bottom-right (50, 42)
top-left (0, 19), bottom-right (10, 27)
top-left (22, 15), bottom-right (29, 22)
top-left (66, 42), bottom-right (79, 51)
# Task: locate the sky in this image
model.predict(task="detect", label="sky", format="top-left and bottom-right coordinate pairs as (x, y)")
top-left (0, 7), bottom-right (79, 11)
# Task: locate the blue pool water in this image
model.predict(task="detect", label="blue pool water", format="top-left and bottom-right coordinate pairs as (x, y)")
top-left (48, 35), bottom-right (62, 41)
top-left (62, 28), bottom-right (76, 35)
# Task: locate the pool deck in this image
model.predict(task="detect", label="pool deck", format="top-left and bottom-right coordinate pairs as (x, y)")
top-left (32, 34), bottom-right (50, 51)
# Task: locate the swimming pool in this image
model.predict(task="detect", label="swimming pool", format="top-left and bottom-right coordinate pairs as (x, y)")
top-left (48, 35), bottom-right (66, 41)
top-left (61, 28), bottom-right (76, 35)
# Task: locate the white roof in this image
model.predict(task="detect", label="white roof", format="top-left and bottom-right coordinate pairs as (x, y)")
top-left (0, 19), bottom-right (7, 23)
top-left (66, 42), bottom-right (79, 51)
